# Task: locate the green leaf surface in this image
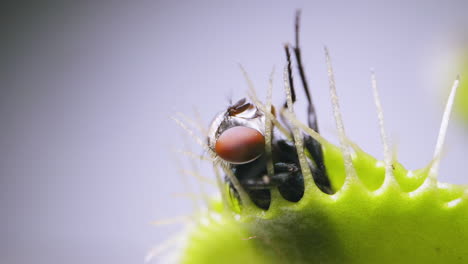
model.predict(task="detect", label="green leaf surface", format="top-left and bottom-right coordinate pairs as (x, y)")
top-left (180, 141), bottom-right (468, 264)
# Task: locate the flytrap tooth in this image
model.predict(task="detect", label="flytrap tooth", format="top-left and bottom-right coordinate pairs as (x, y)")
top-left (324, 47), bottom-right (359, 189)
top-left (172, 117), bottom-right (216, 159)
top-left (430, 77), bottom-right (460, 180)
top-left (173, 149), bottom-right (213, 162)
top-left (403, 76), bottom-right (461, 198)
top-left (146, 232), bottom-right (185, 263)
top-left (182, 133), bottom-right (214, 206)
top-left (283, 66), bottom-right (322, 196)
top-left (212, 160), bottom-right (230, 211)
top-left (173, 154), bottom-right (201, 209)
top-left (175, 112), bottom-right (207, 136)
top-left (280, 110), bottom-right (328, 146)
top-left (151, 216), bottom-right (192, 227)
top-left (218, 162), bottom-right (255, 211)
top-left (249, 93), bottom-right (293, 140)
top-left (179, 169), bottom-right (217, 186)
top-left (369, 71), bottom-right (400, 194)
top-left (265, 67), bottom-right (275, 179)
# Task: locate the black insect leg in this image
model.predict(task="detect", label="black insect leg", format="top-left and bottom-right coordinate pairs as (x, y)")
top-left (277, 44), bottom-right (298, 136)
top-left (277, 169), bottom-right (304, 202)
top-left (288, 11), bottom-right (333, 194)
top-left (292, 10), bottom-right (318, 132)
top-left (274, 140), bottom-right (305, 202)
top-left (245, 189), bottom-right (271, 210)
top-left (275, 45), bottom-right (308, 202)
top-left (283, 45), bottom-right (297, 108)
top-left (231, 157), bottom-right (272, 210)
top-left (239, 162), bottom-right (298, 190)
top-left (226, 178), bottom-right (271, 210)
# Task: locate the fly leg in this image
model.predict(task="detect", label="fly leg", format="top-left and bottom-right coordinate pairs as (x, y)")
top-left (285, 11), bottom-right (333, 194)
top-left (239, 162), bottom-right (298, 190)
top-left (239, 161), bottom-right (304, 203)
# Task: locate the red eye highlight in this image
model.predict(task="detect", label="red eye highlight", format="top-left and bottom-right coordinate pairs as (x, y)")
top-left (215, 126), bottom-right (265, 164)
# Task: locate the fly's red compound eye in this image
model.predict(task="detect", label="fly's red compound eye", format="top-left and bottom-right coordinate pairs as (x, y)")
top-left (215, 126), bottom-right (265, 164)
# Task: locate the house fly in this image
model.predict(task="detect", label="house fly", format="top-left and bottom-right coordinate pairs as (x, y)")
top-left (207, 11), bottom-right (332, 210)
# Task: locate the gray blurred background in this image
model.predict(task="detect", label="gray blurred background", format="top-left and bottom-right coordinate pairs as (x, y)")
top-left (1, 0), bottom-right (467, 263)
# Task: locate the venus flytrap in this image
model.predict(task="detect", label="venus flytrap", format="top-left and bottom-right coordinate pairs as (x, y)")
top-left (177, 71), bottom-right (467, 264)
top-left (155, 14), bottom-right (468, 264)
